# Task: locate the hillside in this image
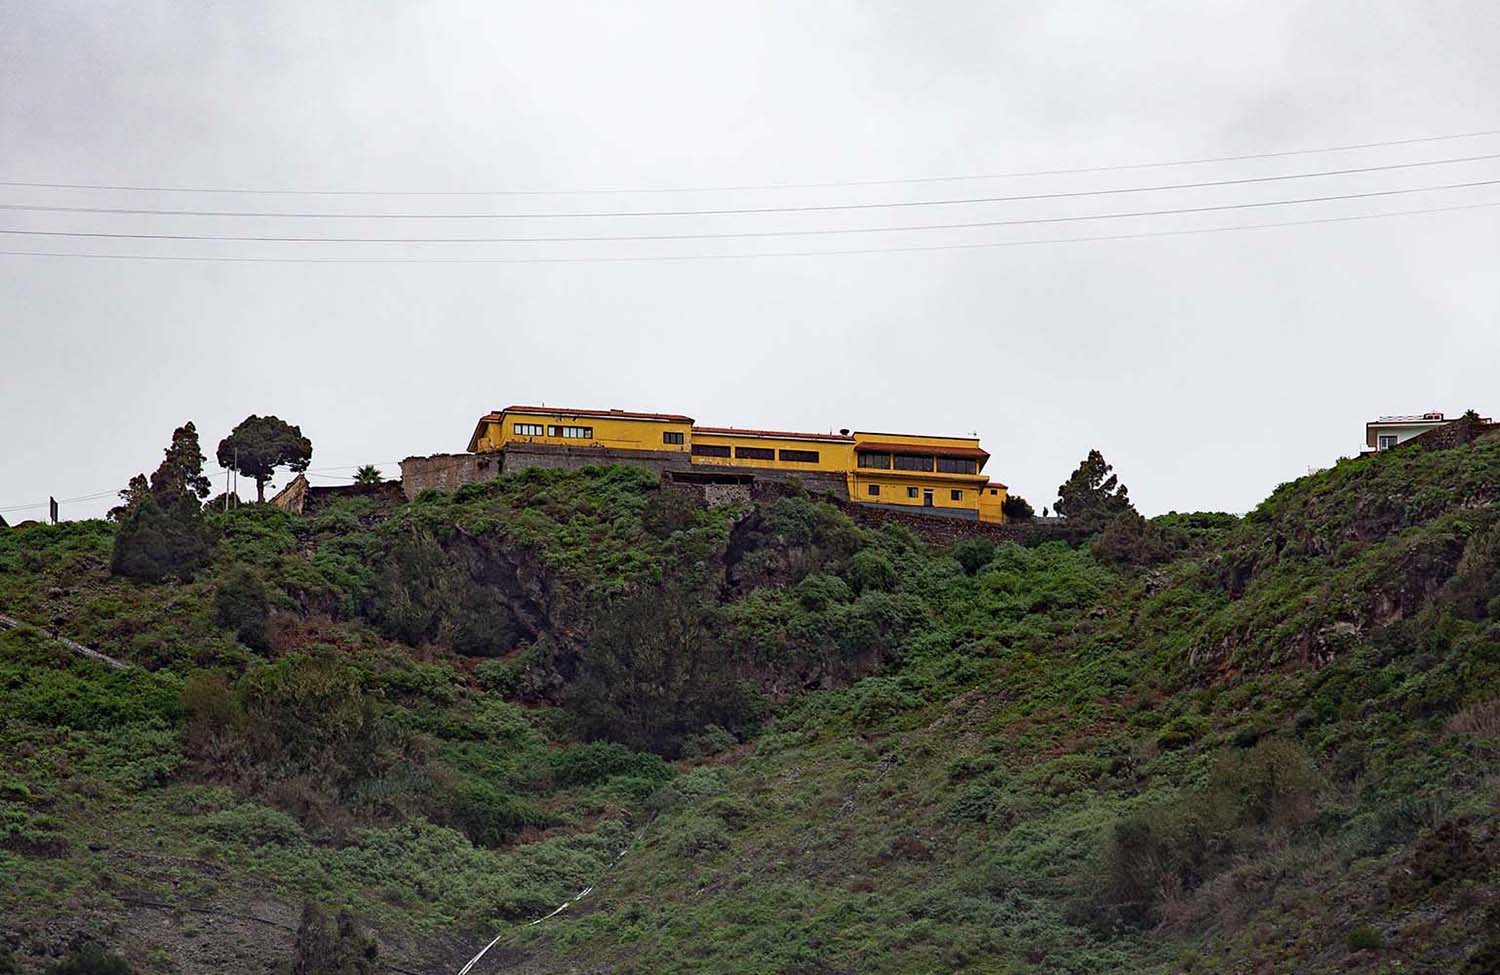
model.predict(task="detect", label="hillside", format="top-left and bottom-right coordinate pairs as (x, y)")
top-left (2, 439), bottom-right (1499, 974)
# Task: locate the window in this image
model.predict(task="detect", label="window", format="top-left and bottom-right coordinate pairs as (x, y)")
top-left (906, 486), bottom-right (918, 499)
top-left (513, 423), bottom-right (544, 436)
top-left (692, 444), bottom-right (731, 458)
top-left (937, 457), bottom-right (977, 474)
top-left (548, 426), bottom-right (558, 436)
top-left (663, 431), bottom-right (685, 445)
top-left (893, 453), bottom-right (934, 472)
top-left (951, 490), bottom-right (963, 501)
top-left (867, 484), bottom-right (880, 496)
top-left (1378, 434), bottom-right (1398, 450)
top-left (857, 452), bottom-right (892, 469)
top-left (735, 446), bottom-right (776, 460)
top-left (779, 448), bottom-right (819, 463)
top-left (990, 488), bottom-right (999, 496)
top-left (555, 426), bottom-right (592, 439)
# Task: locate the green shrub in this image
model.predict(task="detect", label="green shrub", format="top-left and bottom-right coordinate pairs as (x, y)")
top-left (1208, 738), bottom-right (1321, 830)
top-left (681, 724), bottom-right (738, 759)
top-left (667, 815), bottom-right (730, 857)
top-left (200, 803), bottom-right (307, 847)
top-left (1155, 717), bottom-right (1202, 751)
top-left (568, 587), bottom-right (760, 756)
top-left (796, 573), bottom-right (853, 611)
top-left (110, 496), bottom-right (212, 583)
top-left (1001, 494), bottom-right (1035, 520)
top-left (1345, 925), bottom-right (1383, 952)
top-left (850, 678), bottom-right (918, 729)
top-left (551, 741), bottom-right (673, 789)
top-left (947, 784), bottom-right (999, 823)
top-left (448, 780), bottom-right (554, 846)
top-left (215, 565), bottom-right (272, 651)
top-left (641, 488), bottom-right (704, 537)
top-left (847, 549), bottom-right (898, 594)
top-left (1092, 513), bottom-right (1176, 567)
top-left (952, 538), bottom-right (999, 576)
top-left (44, 944), bottom-right (131, 975)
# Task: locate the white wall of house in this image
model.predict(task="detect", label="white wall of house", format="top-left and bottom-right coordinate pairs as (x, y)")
top-left (1366, 420), bottom-right (1446, 451)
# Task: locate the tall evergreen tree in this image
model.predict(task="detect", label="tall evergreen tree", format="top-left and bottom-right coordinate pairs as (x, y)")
top-left (108, 474), bottom-right (151, 522)
top-left (1056, 449), bottom-right (1136, 529)
top-left (217, 415), bottom-right (313, 503)
top-left (110, 422), bottom-right (215, 581)
top-left (150, 421), bottom-right (213, 500)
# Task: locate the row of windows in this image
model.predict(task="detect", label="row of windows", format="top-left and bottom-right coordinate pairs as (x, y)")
top-left (855, 451), bottom-right (977, 475)
top-left (938, 457), bottom-right (978, 475)
top-left (866, 485), bottom-right (965, 501)
top-left (689, 443), bottom-right (821, 463)
top-left (512, 423), bottom-right (594, 439)
top-left (664, 431), bottom-right (685, 445)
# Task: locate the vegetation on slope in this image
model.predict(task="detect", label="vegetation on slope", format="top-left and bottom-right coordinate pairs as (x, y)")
top-left (2, 431), bottom-right (1498, 974)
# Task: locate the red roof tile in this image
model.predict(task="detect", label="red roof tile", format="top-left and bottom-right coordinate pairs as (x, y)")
top-left (854, 441), bottom-right (990, 460)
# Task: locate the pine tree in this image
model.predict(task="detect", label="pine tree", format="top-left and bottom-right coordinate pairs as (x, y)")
top-left (217, 415), bottom-right (313, 503)
top-left (150, 421), bottom-right (213, 500)
top-left (110, 422), bottom-right (215, 581)
top-left (1056, 450), bottom-right (1136, 529)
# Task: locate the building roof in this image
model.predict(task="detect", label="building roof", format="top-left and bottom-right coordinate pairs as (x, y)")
top-left (499, 405), bottom-right (695, 423)
top-left (986, 480), bottom-right (1009, 491)
top-left (1369, 413), bottom-right (1447, 425)
top-left (854, 440), bottom-right (991, 461)
top-left (692, 425), bottom-right (855, 443)
top-left (852, 430), bottom-right (981, 443)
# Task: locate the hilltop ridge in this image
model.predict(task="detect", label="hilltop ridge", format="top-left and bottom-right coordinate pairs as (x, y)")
top-left (1, 434), bottom-right (1498, 973)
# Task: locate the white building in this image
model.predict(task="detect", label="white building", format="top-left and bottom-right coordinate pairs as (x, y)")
top-left (1365, 412), bottom-right (1456, 452)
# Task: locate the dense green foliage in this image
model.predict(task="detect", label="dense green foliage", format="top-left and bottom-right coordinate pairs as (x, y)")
top-left (217, 415), bottom-right (313, 503)
top-left (3, 435), bottom-right (1499, 974)
top-left (1056, 448), bottom-right (1135, 529)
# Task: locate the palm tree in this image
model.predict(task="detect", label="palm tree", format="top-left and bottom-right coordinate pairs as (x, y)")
top-left (353, 464), bottom-right (383, 485)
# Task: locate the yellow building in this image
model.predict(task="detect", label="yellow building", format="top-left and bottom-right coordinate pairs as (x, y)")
top-left (466, 405), bottom-right (1008, 523)
top-left (468, 405), bottom-right (694, 454)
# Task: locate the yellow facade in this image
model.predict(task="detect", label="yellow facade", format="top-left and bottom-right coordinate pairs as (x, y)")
top-left (687, 428), bottom-right (855, 474)
top-left (978, 482), bottom-right (1008, 523)
top-left (468, 407), bottom-right (693, 455)
top-left (469, 406), bottom-right (1007, 523)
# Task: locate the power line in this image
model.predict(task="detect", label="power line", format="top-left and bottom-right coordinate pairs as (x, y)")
top-left (2, 127), bottom-right (1497, 196)
top-left (0, 490), bottom-right (118, 513)
top-left (2, 199), bottom-right (1494, 265)
top-left (1, 153), bottom-right (1497, 221)
top-left (5, 177), bottom-right (1497, 245)
top-left (0, 463), bottom-right (405, 514)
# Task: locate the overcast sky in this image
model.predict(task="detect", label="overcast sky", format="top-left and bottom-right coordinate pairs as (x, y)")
top-left (2, 1), bottom-right (1497, 522)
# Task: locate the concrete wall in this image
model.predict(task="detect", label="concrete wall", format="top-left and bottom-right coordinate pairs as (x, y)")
top-left (399, 453), bottom-right (503, 500)
top-left (503, 441), bottom-right (684, 476)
